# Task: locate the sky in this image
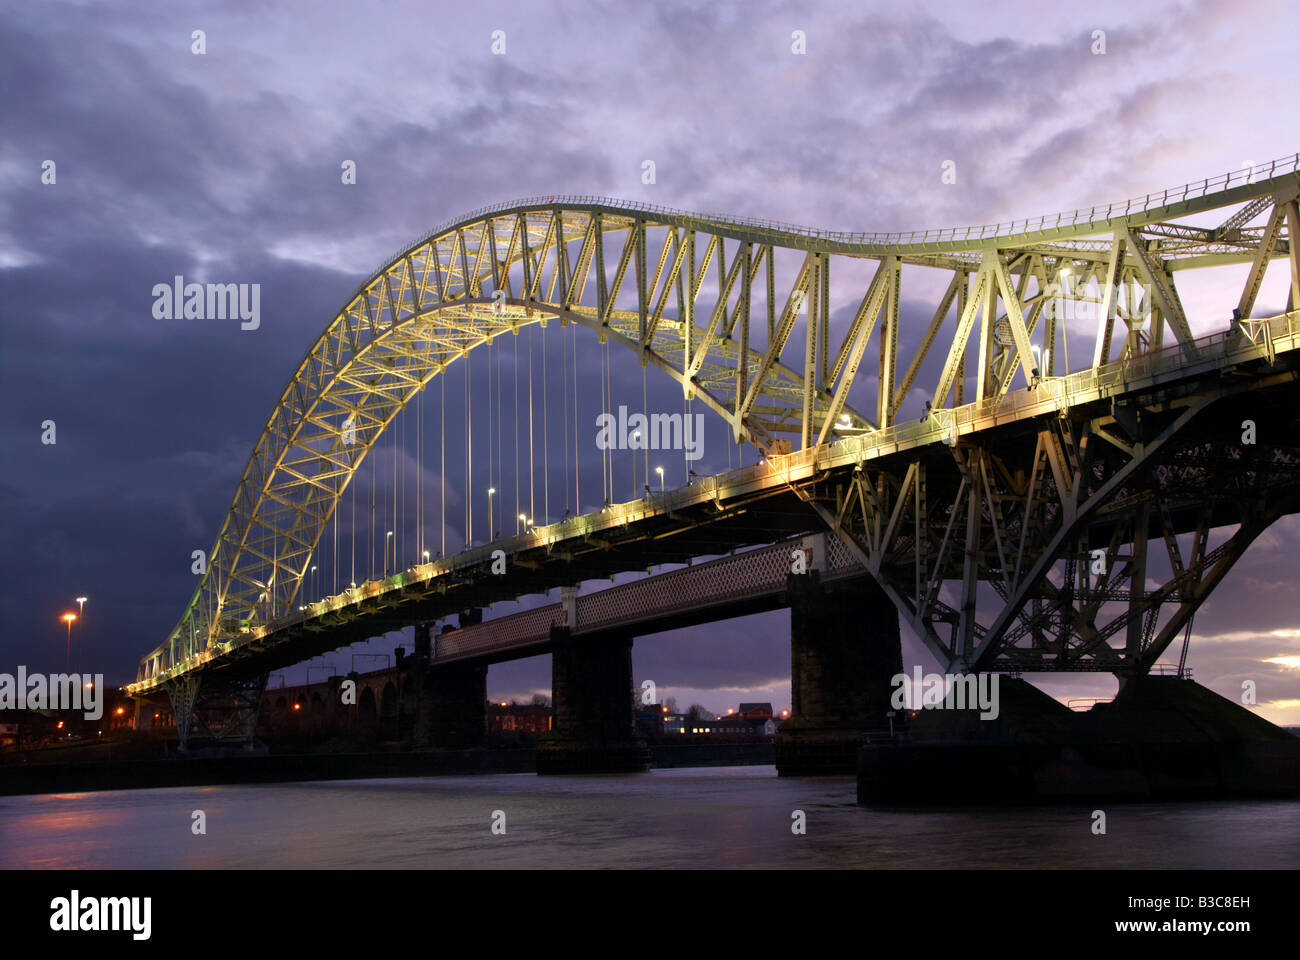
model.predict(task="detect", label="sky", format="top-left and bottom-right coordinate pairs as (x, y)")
top-left (2, 0), bottom-right (1299, 723)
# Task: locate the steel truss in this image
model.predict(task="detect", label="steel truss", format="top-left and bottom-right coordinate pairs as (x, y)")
top-left (165, 672), bottom-right (268, 749)
top-left (137, 155), bottom-right (1300, 685)
top-left (804, 372), bottom-right (1300, 675)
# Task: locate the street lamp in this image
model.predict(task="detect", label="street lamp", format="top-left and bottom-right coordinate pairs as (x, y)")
top-left (75, 597), bottom-right (87, 673)
top-left (310, 566), bottom-right (317, 598)
top-left (488, 488), bottom-right (496, 540)
top-left (655, 466), bottom-right (664, 493)
top-left (61, 613), bottom-right (76, 672)
top-left (385, 531), bottom-right (393, 576)
top-left (631, 431), bottom-right (640, 500)
top-left (518, 512), bottom-right (527, 535)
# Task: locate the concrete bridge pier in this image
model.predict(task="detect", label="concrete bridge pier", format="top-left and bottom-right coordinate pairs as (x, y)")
top-left (536, 626), bottom-right (651, 774)
top-left (775, 571), bottom-right (902, 775)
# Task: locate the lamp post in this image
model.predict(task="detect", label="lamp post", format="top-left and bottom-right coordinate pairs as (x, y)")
top-left (61, 613), bottom-right (76, 673)
top-left (518, 512), bottom-right (527, 535)
top-left (75, 597), bottom-right (87, 674)
top-left (655, 466), bottom-right (664, 493)
top-left (488, 487), bottom-right (496, 540)
top-left (631, 431), bottom-right (640, 500)
top-left (385, 531), bottom-right (393, 576)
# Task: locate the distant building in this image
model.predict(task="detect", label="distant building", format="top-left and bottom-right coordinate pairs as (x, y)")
top-left (489, 701), bottom-right (552, 734)
top-left (635, 708), bottom-right (688, 737)
top-left (737, 702), bottom-right (774, 719)
top-left (688, 714), bottom-right (780, 737)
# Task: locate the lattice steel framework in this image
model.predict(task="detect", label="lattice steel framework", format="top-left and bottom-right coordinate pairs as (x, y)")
top-left (137, 154), bottom-right (1300, 692)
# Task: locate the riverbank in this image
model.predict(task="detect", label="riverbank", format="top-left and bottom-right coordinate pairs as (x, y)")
top-left (0, 742), bottom-right (777, 796)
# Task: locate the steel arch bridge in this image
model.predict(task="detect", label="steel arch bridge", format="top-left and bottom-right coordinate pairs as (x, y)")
top-left (131, 154), bottom-right (1300, 727)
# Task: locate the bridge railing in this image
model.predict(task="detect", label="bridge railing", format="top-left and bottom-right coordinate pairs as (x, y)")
top-left (372, 153), bottom-right (1300, 271)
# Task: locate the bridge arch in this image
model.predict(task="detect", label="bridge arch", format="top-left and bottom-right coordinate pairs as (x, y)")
top-left (159, 203), bottom-right (878, 671)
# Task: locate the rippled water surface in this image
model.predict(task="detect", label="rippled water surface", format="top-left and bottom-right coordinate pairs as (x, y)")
top-left (3, 766), bottom-right (1298, 869)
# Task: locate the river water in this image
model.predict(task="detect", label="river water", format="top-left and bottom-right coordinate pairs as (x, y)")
top-left (2, 766), bottom-right (1298, 869)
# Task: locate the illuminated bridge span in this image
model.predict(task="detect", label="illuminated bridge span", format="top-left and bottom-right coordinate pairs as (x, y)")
top-left (128, 155), bottom-right (1300, 769)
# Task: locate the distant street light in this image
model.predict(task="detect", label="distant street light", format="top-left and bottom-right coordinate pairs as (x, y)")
top-left (61, 613), bottom-right (77, 673)
top-left (488, 488), bottom-right (496, 540)
top-left (385, 531), bottom-right (393, 576)
top-left (518, 512), bottom-right (527, 535)
top-left (655, 466), bottom-right (664, 493)
top-left (75, 597), bottom-right (87, 674)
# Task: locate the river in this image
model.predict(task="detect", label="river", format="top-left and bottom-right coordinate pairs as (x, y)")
top-left (3, 766), bottom-right (1298, 869)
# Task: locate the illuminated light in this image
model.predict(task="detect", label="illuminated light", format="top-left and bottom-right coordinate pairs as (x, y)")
top-left (57, 721), bottom-right (64, 729)
top-left (61, 613), bottom-right (77, 623)
top-left (115, 707), bottom-right (125, 715)
top-left (662, 706), bottom-right (668, 713)
top-left (292, 703), bottom-right (301, 711)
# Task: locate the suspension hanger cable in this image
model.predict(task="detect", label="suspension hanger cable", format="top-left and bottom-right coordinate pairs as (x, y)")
top-left (440, 366), bottom-right (446, 558)
top-left (562, 316), bottom-right (570, 514)
top-left (418, 368), bottom-right (423, 561)
top-left (333, 474), bottom-right (338, 595)
top-left (642, 362), bottom-right (648, 495)
top-left (350, 448), bottom-right (356, 586)
top-left (465, 347), bottom-right (472, 546)
top-left (528, 324), bottom-right (535, 525)
top-left (542, 322), bottom-right (549, 524)
top-left (600, 339), bottom-right (608, 503)
top-left (370, 432), bottom-right (375, 579)
top-left (573, 321), bottom-right (579, 511)
top-left (392, 405), bottom-right (398, 571)
top-left (515, 330), bottom-right (520, 536)
top-left (608, 339), bottom-right (615, 500)
top-left (497, 328), bottom-right (503, 536)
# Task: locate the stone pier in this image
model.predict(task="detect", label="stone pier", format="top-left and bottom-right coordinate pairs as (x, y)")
top-left (536, 626), bottom-right (651, 774)
top-left (775, 571), bottom-right (902, 775)
top-left (412, 620), bottom-right (488, 749)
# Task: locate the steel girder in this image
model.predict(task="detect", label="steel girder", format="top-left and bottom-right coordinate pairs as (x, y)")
top-left (163, 672), bottom-right (268, 751)
top-left (136, 155), bottom-right (1300, 687)
top-left (805, 365), bottom-right (1300, 676)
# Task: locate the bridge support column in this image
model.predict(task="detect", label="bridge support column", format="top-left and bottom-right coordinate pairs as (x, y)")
top-left (421, 660), bottom-right (488, 750)
top-left (166, 674), bottom-right (202, 752)
top-left (775, 571), bottom-right (902, 775)
top-left (537, 627), bottom-right (651, 774)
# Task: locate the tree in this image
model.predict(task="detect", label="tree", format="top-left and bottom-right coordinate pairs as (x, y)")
top-left (531, 693), bottom-right (551, 708)
top-left (687, 703), bottom-right (713, 722)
